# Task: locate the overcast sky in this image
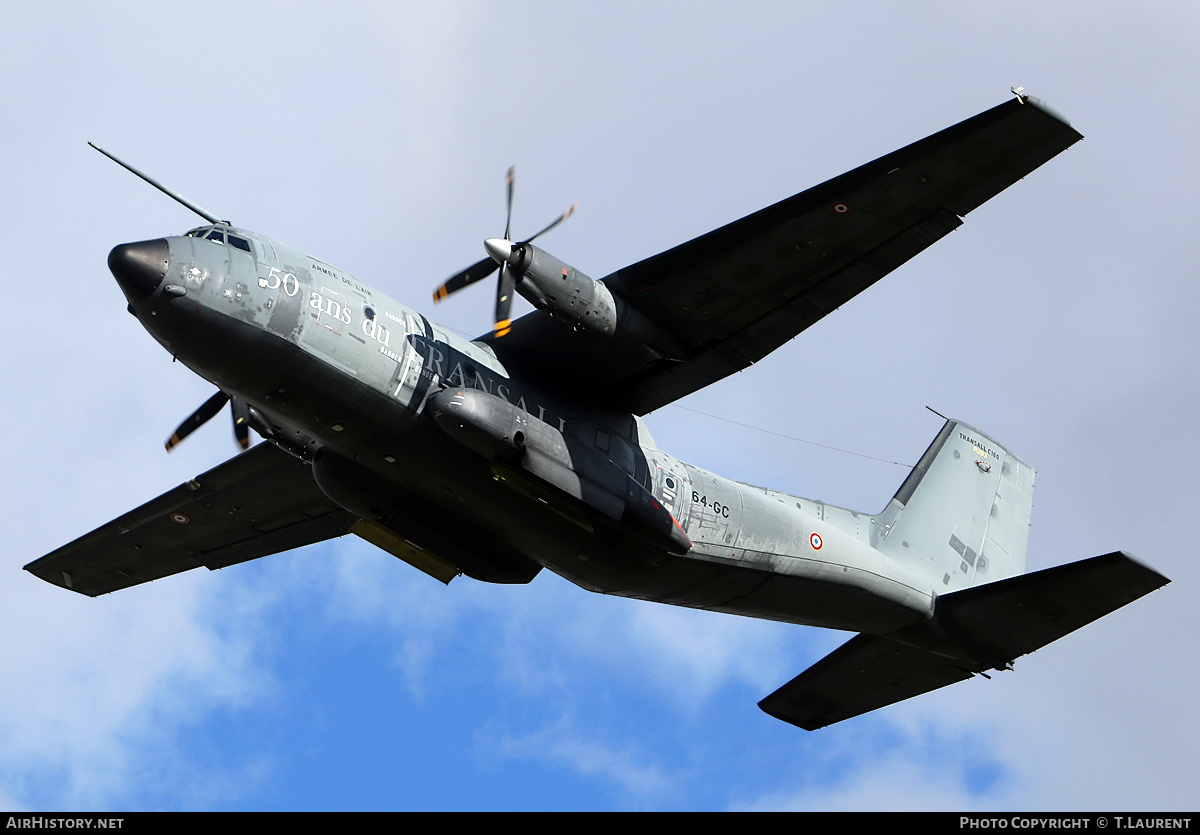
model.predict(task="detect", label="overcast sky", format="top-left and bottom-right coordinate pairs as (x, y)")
top-left (2, 2), bottom-right (1197, 811)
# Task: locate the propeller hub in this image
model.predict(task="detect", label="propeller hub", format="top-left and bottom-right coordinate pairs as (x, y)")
top-left (484, 238), bottom-right (513, 263)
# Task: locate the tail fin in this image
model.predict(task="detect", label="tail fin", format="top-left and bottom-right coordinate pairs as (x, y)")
top-left (876, 419), bottom-right (1035, 590)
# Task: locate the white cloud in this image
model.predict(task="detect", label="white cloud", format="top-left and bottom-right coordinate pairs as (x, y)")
top-left (482, 715), bottom-right (675, 801)
top-left (0, 576), bottom-right (274, 809)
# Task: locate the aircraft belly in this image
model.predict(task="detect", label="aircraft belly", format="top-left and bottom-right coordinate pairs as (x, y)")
top-left (519, 463), bottom-right (932, 631)
top-left (550, 459), bottom-right (933, 630)
top-left (535, 541), bottom-right (927, 632)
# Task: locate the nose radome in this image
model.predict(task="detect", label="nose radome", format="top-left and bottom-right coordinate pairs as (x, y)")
top-left (108, 239), bottom-right (169, 302)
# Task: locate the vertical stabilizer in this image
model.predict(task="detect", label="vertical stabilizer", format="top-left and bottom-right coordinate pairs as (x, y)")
top-left (876, 420), bottom-right (1034, 590)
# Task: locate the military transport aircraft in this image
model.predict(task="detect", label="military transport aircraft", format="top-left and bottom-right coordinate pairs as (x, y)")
top-left (26, 91), bottom-right (1169, 730)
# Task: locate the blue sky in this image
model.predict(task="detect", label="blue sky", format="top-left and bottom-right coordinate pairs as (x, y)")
top-left (2, 2), bottom-right (1197, 811)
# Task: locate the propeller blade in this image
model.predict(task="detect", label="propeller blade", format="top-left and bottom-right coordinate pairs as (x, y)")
top-left (494, 263), bottom-right (515, 337)
top-left (433, 167), bottom-right (575, 329)
top-left (433, 256), bottom-right (500, 303)
top-left (230, 396), bottom-right (251, 451)
top-left (520, 202), bottom-right (577, 246)
top-left (165, 390), bottom-right (229, 452)
top-left (504, 166), bottom-right (515, 241)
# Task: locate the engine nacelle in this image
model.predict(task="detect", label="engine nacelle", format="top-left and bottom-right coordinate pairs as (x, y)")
top-left (505, 244), bottom-right (688, 362)
top-left (508, 244), bottom-right (617, 336)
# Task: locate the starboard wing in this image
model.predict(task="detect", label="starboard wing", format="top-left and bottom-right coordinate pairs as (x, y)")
top-left (25, 443), bottom-right (356, 596)
top-left (486, 95), bottom-right (1083, 414)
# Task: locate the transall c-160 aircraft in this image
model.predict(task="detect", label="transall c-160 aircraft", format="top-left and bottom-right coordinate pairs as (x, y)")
top-left (27, 90), bottom-right (1169, 730)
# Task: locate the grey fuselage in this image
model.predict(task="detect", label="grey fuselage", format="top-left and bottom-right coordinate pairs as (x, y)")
top-left (117, 224), bottom-right (992, 637)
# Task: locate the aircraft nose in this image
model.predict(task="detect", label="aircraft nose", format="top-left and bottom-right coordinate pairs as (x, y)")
top-left (108, 239), bottom-right (169, 301)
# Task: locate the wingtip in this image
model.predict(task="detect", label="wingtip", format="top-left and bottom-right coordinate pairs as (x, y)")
top-left (1010, 87), bottom-right (1075, 129)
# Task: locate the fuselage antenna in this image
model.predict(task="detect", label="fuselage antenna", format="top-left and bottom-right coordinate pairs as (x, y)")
top-left (88, 142), bottom-right (229, 226)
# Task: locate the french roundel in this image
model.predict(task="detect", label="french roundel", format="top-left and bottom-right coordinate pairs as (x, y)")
top-left (830, 201), bottom-right (851, 215)
top-left (809, 532), bottom-right (823, 550)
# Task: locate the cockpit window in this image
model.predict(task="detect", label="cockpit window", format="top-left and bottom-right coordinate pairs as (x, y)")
top-left (186, 226), bottom-right (251, 254)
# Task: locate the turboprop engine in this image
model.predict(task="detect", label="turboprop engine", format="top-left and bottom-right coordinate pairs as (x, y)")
top-left (493, 240), bottom-right (689, 362)
top-left (486, 240), bottom-right (616, 335)
top-left (432, 168), bottom-right (686, 359)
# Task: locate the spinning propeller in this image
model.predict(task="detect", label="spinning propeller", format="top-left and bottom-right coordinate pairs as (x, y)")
top-left (165, 390), bottom-right (252, 452)
top-left (433, 167), bottom-right (576, 337)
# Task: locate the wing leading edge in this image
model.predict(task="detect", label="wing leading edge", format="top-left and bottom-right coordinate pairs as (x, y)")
top-left (25, 443), bottom-right (356, 596)
top-left (486, 95), bottom-right (1083, 414)
top-left (759, 551), bottom-right (1169, 730)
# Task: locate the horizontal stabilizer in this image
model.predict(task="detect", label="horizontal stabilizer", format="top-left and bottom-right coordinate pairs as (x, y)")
top-left (759, 632), bottom-right (973, 731)
top-left (934, 550), bottom-right (1169, 665)
top-left (760, 551), bottom-right (1169, 730)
